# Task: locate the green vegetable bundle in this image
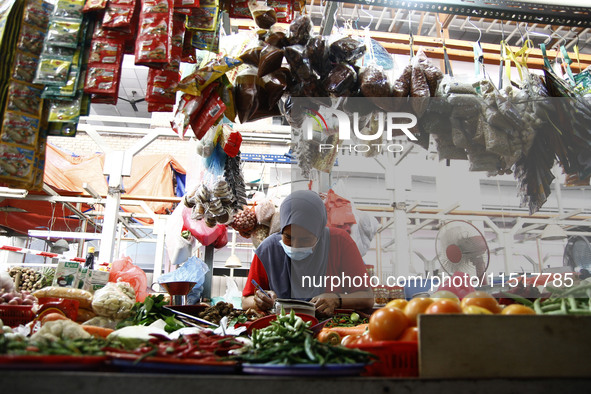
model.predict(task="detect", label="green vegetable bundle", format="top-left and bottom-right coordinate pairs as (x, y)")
top-left (239, 309), bottom-right (375, 366)
top-left (116, 294), bottom-right (185, 333)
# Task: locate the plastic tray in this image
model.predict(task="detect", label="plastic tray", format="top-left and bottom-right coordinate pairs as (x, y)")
top-left (107, 352), bottom-right (239, 374)
top-left (0, 305), bottom-right (35, 328)
top-left (350, 340), bottom-right (418, 377)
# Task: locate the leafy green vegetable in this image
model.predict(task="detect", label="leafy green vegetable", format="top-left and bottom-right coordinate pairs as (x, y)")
top-left (116, 294), bottom-right (186, 333)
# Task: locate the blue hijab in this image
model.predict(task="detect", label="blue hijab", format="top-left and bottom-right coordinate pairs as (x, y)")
top-left (255, 191), bottom-right (330, 299)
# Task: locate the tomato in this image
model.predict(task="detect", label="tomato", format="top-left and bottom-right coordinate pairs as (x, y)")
top-left (403, 297), bottom-right (434, 326)
top-left (501, 304), bottom-right (536, 315)
top-left (462, 305), bottom-right (493, 314)
top-left (398, 326), bottom-right (419, 342)
top-left (431, 290), bottom-right (460, 304)
top-left (342, 332), bottom-right (372, 347)
top-left (369, 307), bottom-right (409, 341)
top-left (425, 299), bottom-right (463, 314)
top-left (386, 299), bottom-right (408, 310)
top-left (460, 291), bottom-right (501, 314)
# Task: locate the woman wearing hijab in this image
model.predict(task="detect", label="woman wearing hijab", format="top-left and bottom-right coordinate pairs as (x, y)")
top-left (242, 190), bottom-right (374, 316)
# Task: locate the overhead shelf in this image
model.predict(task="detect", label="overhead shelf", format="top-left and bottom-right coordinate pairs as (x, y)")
top-left (330, 0), bottom-right (591, 28)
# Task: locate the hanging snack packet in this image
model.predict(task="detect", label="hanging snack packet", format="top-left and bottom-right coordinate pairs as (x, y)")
top-left (148, 102), bottom-right (174, 112)
top-left (0, 145), bottom-right (35, 181)
top-left (186, 5), bottom-right (218, 31)
top-left (102, 3), bottom-right (135, 30)
top-left (47, 94), bottom-right (82, 122)
top-left (1, 113), bottom-right (39, 147)
top-left (330, 36), bottom-right (366, 64)
top-left (190, 91), bottom-right (226, 140)
top-left (177, 56), bottom-right (242, 95)
top-left (305, 35), bottom-right (330, 77)
top-left (249, 1), bottom-right (276, 30)
top-left (146, 69), bottom-right (179, 104)
top-left (89, 38), bottom-right (122, 64)
top-left (267, 0), bottom-right (293, 24)
top-left (46, 18), bottom-right (82, 48)
top-left (83, 0), bottom-right (108, 13)
top-left (24, 0), bottom-right (52, 29)
top-left (257, 43), bottom-right (283, 77)
top-left (53, 0), bottom-right (85, 20)
top-left (33, 54), bottom-right (71, 85)
top-left (6, 82), bottom-right (43, 117)
top-left (288, 14), bottom-right (312, 45)
top-left (84, 64), bottom-right (119, 95)
top-left (135, 0), bottom-right (173, 67)
top-left (324, 63), bottom-right (357, 97)
top-left (12, 51), bottom-right (39, 83)
top-left (17, 24), bottom-right (45, 55)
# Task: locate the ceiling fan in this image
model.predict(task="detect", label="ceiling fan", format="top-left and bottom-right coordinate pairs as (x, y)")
top-left (118, 90), bottom-right (145, 112)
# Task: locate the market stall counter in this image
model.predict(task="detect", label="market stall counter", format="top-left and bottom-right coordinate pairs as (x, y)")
top-left (2, 371), bottom-right (591, 394)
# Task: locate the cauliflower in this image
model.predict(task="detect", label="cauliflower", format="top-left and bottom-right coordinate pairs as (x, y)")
top-left (30, 320), bottom-right (90, 342)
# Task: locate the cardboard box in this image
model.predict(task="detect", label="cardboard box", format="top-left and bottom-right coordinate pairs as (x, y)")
top-left (419, 314), bottom-right (591, 378)
top-left (52, 261), bottom-right (81, 288)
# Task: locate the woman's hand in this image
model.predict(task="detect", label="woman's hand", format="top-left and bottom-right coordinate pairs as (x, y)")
top-left (311, 293), bottom-right (340, 316)
top-left (253, 289), bottom-right (277, 311)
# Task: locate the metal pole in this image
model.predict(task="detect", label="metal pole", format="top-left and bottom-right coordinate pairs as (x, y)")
top-left (202, 245), bottom-right (215, 302)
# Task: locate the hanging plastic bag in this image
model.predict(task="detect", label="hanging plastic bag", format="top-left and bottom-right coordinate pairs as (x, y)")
top-left (181, 206), bottom-right (226, 246)
top-left (212, 226), bottom-right (228, 249)
top-left (165, 204), bottom-right (195, 266)
top-left (324, 189), bottom-right (356, 231)
top-left (109, 257), bottom-right (148, 302)
top-left (211, 276), bottom-right (243, 307)
top-left (158, 257), bottom-right (209, 303)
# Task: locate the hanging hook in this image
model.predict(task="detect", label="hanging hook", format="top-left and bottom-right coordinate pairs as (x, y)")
top-left (466, 18), bottom-right (482, 44)
top-left (358, 5), bottom-right (374, 30)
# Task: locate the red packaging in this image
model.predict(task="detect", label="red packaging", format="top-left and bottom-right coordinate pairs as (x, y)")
top-left (148, 102), bottom-right (175, 112)
top-left (223, 131), bottom-right (242, 157)
top-left (146, 69), bottom-right (179, 104)
top-left (84, 64), bottom-right (120, 94)
top-left (91, 93), bottom-right (118, 104)
top-left (135, 0), bottom-right (173, 67)
top-left (230, 1), bottom-right (250, 19)
top-left (89, 38), bottom-right (123, 64)
top-left (181, 29), bottom-right (196, 63)
top-left (83, 0), bottom-right (108, 13)
top-left (267, 0), bottom-right (293, 23)
top-left (102, 4), bottom-right (135, 30)
top-left (170, 82), bottom-right (217, 138)
top-left (190, 92), bottom-right (226, 140)
top-left (174, 0), bottom-right (199, 8)
top-left (111, 0), bottom-right (135, 4)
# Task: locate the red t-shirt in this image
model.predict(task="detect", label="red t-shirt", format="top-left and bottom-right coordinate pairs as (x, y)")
top-left (243, 227), bottom-right (369, 297)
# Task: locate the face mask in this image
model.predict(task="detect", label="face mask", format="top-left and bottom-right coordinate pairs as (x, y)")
top-left (279, 239), bottom-right (315, 261)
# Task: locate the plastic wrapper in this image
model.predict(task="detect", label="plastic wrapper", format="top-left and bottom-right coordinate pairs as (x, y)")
top-left (288, 14), bottom-right (312, 45)
top-left (257, 44), bottom-right (283, 77)
top-left (239, 42), bottom-right (264, 66)
top-left (158, 256), bottom-right (209, 288)
top-left (359, 64), bottom-right (390, 97)
top-left (190, 91), bottom-right (226, 140)
top-left (410, 59), bottom-right (430, 115)
top-left (284, 44), bottom-right (315, 82)
top-left (262, 70), bottom-right (287, 110)
top-left (135, 0), bottom-right (173, 67)
top-left (83, 0), bottom-right (108, 13)
top-left (305, 35), bottom-right (330, 77)
top-left (448, 94), bottom-right (482, 118)
top-left (178, 56), bottom-right (242, 96)
top-left (17, 24), bottom-right (45, 55)
top-left (392, 63), bottom-right (412, 98)
top-left (440, 76), bottom-right (477, 95)
top-left (265, 30), bottom-right (288, 48)
top-left (251, 224), bottom-right (270, 248)
top-left (7, 82), bottom-right (42, 117)
top-left (484, 123), bottom-right (511, 157)
top-left (234, 68), bottom-right (261, 123)
top-left (109, 257), bottom-right (148, 302)
top-left (12, 52), bottom-right (38, 83)
top-left (82, 316), bottom-right (118, 329)
top-left (147, 69), bottom-right (179, 104)
top-left (33, 55), bottom-right (71, 86)
top-left (467, 151), bottom-right (502, 172)
top-left (323, 63), bottom-right (357, 97)
top-left (249, 1), bottom-right (277, 29)
top-left (330, 36), bottom-right (366, 64)
top-left (1, 113), bottom-right (39, 147)
top-left (186, 5), bottom-right (218, 30)
top-left (416, 48), bottom-right (443, 96)
top-left (102, 4), bottom-right (134, 30)
top-left (84, 64), bottom-right (119, 95)
top-left (254, 200), bottom-right (275, 226)
top-left (91, 281), bottom-right (135, 319)
top-left (89, 39), bottom-right (122, 64)
top-left (33, 286), bottom-right (93, 309)
top-left (46, 18), bottom-right (82, 48)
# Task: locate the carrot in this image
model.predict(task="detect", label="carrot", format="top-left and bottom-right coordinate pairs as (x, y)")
top-left (322, 324), bottom-right (369, 338)
top-left (40, 311), bottom-right (69, 325)
top-left (81, 325), bottom-right (114, 338)
top-left (317, 330), bottom-right (341, 345)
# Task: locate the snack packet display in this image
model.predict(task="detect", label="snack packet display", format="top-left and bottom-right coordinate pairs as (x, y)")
top-left (135, 0), bottom-right (173, 67)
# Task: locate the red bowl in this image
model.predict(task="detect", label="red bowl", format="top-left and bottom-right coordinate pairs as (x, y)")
top-left (247, 313), bottom-right (318, 335)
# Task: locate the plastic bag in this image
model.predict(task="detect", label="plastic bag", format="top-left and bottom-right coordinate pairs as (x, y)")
top-left (268, 210), bottom-right (281, 234)
top-left (288, 14), bottom-right (312, 45)
top-left (349, 210), bottom-right (379, 257)
top-left (284, 45), bottom-right (314, 82)
top-left (234, 68), bottom-right (261, 123)
top-left (249, 1), bottom-right (277, 29)
top-left (324, 189), bottom-right (357, 231)
top-left (258, 44), bottom-right (284, 77)
top-left (109, 257), bottom-right (148, 302)
top-left (165, 204), bottom-right (195, 266)
top-left (212, 227), bottom-right (228, 249)
top-left (360, 64), bottom-right (390, 97)
top-left (254, 199), bottom-right (275, 226)
top-left (251, 224), bottom-right (270, 248)
top-left (305, 36), bottom-right (330, 77)
top-left (82, 316), bottom-right (119, 330)
top-left (158, 256), bottom-right (208, 286)
top-left (329, 36), bottom-right (366, 64)
top-left (181, 206), bottom-right (226, 246)
top-left (323, 63), bottom-right (357, 97)
top-left (91, 281), bottom-right (135, 319)
top-left (211, 276), bottom-right (242, 307)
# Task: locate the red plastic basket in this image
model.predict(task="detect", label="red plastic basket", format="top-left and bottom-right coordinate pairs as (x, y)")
top-left (351, 340), bottom-right (418, 377)
top-left (0, 305), bottom-right (35, 328)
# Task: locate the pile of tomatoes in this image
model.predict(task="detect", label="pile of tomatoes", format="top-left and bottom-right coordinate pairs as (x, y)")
top-left (342, 290), bottom-right (535, 346)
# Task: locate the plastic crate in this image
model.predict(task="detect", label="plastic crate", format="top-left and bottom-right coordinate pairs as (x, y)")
top-left (351, 340), bottom-right (418, 377)
top-left (0, 305), bottom-right (35, 328)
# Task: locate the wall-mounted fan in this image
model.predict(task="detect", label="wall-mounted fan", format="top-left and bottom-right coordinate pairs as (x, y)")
top-left (563, 236), bottom-right (591, 275)
top-left (118, 90), bottom-right (145, 112)
top-left (435, 220), bottom-right (490, 278)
